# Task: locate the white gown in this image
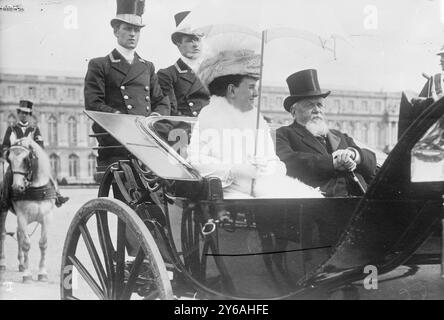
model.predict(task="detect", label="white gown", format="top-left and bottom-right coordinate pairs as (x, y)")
top-left (187, 96), bottom-right (323, 199)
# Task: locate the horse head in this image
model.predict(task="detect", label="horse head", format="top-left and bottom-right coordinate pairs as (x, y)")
top-left (7, 137), bottom-right (37, 193)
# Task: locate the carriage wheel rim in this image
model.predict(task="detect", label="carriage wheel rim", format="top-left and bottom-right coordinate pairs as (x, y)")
top-left (60, 198), bottom-right (173, 300)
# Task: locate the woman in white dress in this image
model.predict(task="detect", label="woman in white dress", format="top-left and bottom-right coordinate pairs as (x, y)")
top-left (187, 50), bottom-right (323, 199)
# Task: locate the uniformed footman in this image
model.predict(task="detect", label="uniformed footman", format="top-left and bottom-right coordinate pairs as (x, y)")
top-left (157, 11), bottom-right (210, 117)
top-left (84, 0), bottom-right (170, 166)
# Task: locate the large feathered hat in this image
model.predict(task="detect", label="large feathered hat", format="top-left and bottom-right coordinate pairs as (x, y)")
top-left (110, 0), bottom-right (145, 28)
top-left (197, 50), bottom-right (261, 88)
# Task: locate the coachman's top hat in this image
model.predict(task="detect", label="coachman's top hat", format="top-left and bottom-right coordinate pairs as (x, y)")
top-left (17, 100), bottom-right (33, 114)
top-left (110, 0), bottom-right (145, 28)
top-left (283, 69), bottom-right (331, 112)
top-left (171, 11), bottom-right (204, 44)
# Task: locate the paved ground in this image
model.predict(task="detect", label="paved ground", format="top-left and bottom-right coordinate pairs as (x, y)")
top-left (1, 186), bottom-right (444, 300)
top-left (0, 187), bottom-right (96, 300)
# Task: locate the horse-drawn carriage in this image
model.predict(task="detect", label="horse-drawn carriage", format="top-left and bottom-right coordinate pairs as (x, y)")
top-left (59, 96), bottom-right (444, 300)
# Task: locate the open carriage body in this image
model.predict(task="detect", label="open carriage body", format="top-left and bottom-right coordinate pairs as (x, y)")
top-left (60, 97), bottom-right (444, 300)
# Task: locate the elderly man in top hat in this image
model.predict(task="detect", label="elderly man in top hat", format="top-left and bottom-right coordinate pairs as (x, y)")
top-left (157, 11), bottom-right (210, 117)
top-left (276, 69), bottom-right (377, 197)
top-left (0, 100), bottom-right (68, 212)
top-left (84, 0), bottom-right (170, 167)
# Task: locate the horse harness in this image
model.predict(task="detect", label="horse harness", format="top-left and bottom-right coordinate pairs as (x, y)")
top-left (7, 141), bottom-right (57, 202)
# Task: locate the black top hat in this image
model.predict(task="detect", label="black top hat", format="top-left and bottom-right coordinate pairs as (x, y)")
top-left (110, 0), bottom-right (145, 28)
top-left (17, 100), bottom-right (33, 113)
top-left (283, 69), bottom-right (331, 112)
top-left (171, 11), bottom-right (204, 44)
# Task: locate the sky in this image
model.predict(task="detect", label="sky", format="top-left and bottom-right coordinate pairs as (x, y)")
top-left (1, 0), bottom-right (444, 92)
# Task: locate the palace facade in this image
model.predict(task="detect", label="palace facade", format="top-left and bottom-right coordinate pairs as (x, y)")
top-left (0, 73), bottom-right (401, 183)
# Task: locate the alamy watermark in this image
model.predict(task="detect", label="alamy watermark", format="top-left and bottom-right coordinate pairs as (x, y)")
top-left (363, 265), bottom-right (378, 290)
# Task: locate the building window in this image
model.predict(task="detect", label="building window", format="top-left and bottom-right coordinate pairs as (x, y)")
top-left (7, 114), bottom-right (17, 127)
top-left (48, 115), bottom-right (58, 146)
top-left (375, 101), bottom-right (382, 113)
top-left (362, 101), bottom-right (368, 113)
top-left (88, 153), bottom-right (96, 177)
top-left (347, 100), bottom-right (354, 112)
top-left (67, 116), bottom-right (78, 146)
top-left (48, 87), bottom-right (57, 99)
top-left (49, 154), bottom-right (60, 179)
top-left (7, 86), bottom-right (16, 97)
top-left (334, 99), bottom-right (340, 113)
top-left (67, 88), bottom-right (76, 99)
top-left (68, 154), bottom-right (79, 178)
top-left (28, 86), bottom-right (37, 98)
top-left (378, 123), bottom-right (386, 148)
top-left (362, 123), bottom-right (369, 143)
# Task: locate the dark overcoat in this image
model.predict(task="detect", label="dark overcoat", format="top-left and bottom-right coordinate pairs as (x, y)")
top-left (2, 123), bottom-right (44, 154)
top-left (157, 58), bottom-right (210, 117)
top-left (84, 49), bottom-right (170, 162)
top-left (276, 121), bottom-right (377, 197)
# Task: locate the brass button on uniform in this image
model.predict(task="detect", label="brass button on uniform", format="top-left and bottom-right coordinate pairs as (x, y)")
top-left (127, 105), bottom-right (133, 110)
top-left (192, 111), bottom-right (198, 116)
top-left (120, 85), bottom-right (125, 90)
top-left (146, 106), bottom-right (150, 111)
top-left (188, 101), bottom-right (194, 107)
top-left (144, 86), bottom-right (149, 91)
top-left (145, 96), bottom-right (150, 101)
top-left (123, 95), bottom-right (129, 100)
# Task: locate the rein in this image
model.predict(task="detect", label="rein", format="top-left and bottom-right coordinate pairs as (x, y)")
top-left (7, 143), bottom-right (36, 185)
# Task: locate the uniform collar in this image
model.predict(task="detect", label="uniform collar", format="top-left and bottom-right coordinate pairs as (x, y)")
top-left (115, 44), bottom-right (136, 64)
top-left (177, 56), bottom-right (201, 73)
top-left (17, 121), bottom-right (29, 127)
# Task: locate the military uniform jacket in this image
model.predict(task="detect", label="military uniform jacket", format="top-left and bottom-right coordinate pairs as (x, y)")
top-left (84, 49), bottom-right (170, 162)
top-left (276, 121), bottom-right (377, 197)
top-left (84, 49), bottom-right (170, 116)
top-left (1, 122), bottom-right (44, 155)
top-left (157, 58), bottom-right (210, 117)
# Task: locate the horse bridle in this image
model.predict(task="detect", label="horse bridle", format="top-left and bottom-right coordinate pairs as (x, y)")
top-left (6, 144), bottom-right (35, 184)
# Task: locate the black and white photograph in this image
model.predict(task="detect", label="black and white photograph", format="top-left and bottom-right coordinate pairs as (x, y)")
top-left (1, 0), bottom-right (444, 303)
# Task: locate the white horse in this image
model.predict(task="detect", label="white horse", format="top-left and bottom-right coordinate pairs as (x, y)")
top-left (5, 137), bottom-right (55, 282)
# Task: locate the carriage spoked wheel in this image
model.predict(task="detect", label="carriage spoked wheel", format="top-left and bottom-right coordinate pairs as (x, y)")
top-left (60, 198), bottom-right (173, 300)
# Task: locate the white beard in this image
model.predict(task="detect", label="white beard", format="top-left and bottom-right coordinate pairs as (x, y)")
top-left (305, 118), bottom-right (329, 137)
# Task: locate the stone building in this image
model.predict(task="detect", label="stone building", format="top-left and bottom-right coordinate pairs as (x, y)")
top-left (0, 73), bottom-right (96, 184)
top-left (0, 73), bottom-right (401, 183)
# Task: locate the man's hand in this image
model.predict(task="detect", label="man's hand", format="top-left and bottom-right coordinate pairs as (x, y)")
top-left (333, 149), bottom-right (357, 172)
